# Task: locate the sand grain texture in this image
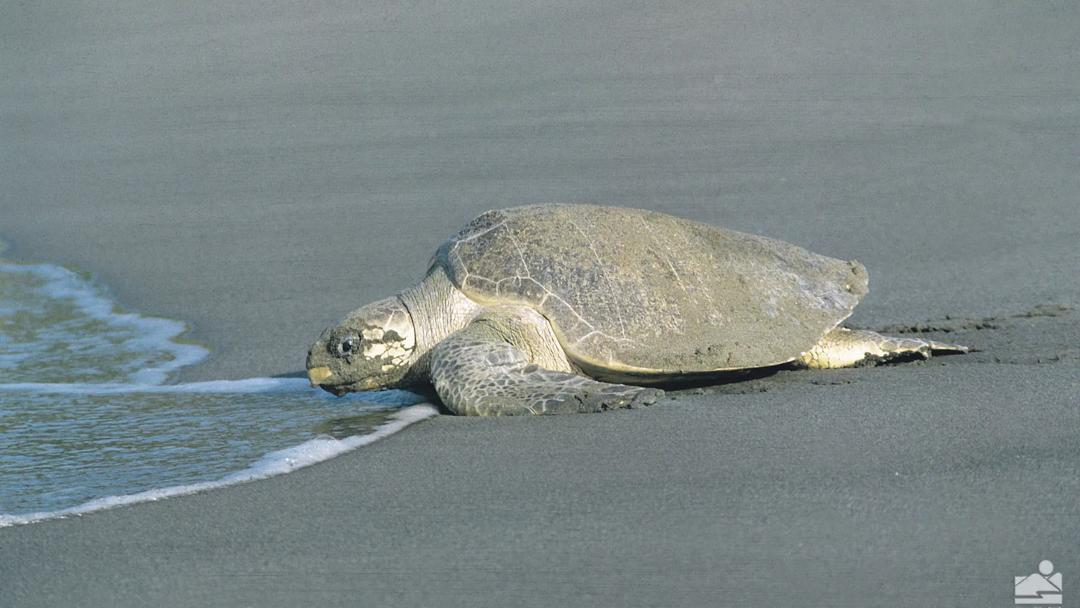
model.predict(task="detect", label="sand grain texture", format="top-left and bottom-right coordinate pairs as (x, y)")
top-left (2, 1), bottom-right (1078, 606)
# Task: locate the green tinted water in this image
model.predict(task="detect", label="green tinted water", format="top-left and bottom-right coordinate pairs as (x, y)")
top-left (0, 258), bottom-right (431, 523)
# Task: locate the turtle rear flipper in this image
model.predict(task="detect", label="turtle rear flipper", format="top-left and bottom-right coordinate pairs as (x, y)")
top-left (797, 327), bottom-right (969, 369)
top-left (429, 308), bottom-right (663, 416)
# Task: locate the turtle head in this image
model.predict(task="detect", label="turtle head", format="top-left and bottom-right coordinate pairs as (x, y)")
top-left (306, 296), bottom-right (417, 396)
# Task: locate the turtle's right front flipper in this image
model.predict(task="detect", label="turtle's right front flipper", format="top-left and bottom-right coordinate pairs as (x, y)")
top-left (428, 308), bottom-right (663, 416)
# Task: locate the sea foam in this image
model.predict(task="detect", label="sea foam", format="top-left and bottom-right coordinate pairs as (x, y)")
top-left (0, 254), bottom-right (440, 527)
top-left (0, 404), bottom-right (438, 527)
top-left (0, 260), bottom-right (208, 385)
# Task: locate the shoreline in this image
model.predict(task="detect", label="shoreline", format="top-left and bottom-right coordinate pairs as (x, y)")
top-left (0, 247), bottom-right (439, 523)
top-left (0, 404), bottom-right (438, 528)
top-left (3, 360), bottom-right (1077, 606)
top-left (3, 0), bottom-right (1078, 605)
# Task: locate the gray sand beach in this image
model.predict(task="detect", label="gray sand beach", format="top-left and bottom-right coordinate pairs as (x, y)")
top-left (2, 1), bottom-right (1078, 606)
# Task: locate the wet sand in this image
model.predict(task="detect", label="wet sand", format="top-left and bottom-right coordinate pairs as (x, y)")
top-left (2, 1), bottom-right (1078, 606)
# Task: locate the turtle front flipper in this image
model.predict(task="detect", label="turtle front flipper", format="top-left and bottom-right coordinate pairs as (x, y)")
top-left (428, 307), bottom-right (663, 415)
top-left (797, 327), bottom-right (969, 369)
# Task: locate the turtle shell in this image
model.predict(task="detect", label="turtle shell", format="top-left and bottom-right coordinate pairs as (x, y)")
top-left (433, 204), bottom-right (868, 378)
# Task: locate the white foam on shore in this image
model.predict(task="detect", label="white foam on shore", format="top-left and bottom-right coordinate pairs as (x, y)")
top-left (0, 404), bottom-right (439, 528)
top-left (0, 377), bottom-right (305, 394)
top-left (0, 377), bottom-right (428, 402)
top-left (0, 260), bottom-right (208, 385)
top-left (0, 252), bottom-right (443, 527)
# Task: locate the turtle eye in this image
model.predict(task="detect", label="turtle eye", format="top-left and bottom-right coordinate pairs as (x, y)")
top-left (331, 336), bottom-right (360, 357)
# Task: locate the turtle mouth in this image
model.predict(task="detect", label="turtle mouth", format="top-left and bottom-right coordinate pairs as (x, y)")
top-left (307, 366), bottom-right (334, 386)
top-left (314, 379), bottom-right (380, 397)
top-left (319, 384), bottom-right (352, 397)
top-left (307, 366), bottom-right (387, 396)
top-left (307, 366), bottom-right (353, 397)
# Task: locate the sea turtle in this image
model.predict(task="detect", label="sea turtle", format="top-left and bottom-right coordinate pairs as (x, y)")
top-left (306, 204), bottom-right (967, 415)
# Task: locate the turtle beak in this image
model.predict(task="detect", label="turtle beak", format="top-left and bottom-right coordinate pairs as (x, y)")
top-left (307, 366), bottom-right (334, 387)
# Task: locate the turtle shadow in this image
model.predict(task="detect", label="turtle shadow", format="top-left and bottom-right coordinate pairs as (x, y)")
top-left (624, 365), bottom-right (786, 391)
top-left (314, 410), bottom-right (401, 439)
top-left (282, 323), bottom-right (992, 412)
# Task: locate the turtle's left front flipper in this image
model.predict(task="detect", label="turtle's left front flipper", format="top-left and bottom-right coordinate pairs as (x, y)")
top-left (428, 307), bottom-right (663, 416)
top-left (797, 327), bottom-right (969, 369)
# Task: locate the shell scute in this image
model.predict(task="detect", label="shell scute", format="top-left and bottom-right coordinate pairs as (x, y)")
top-left (434, 205), bottom-right (868, 375)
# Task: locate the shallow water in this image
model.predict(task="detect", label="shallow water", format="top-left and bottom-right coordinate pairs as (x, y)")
top-left (0, 256), bottom-right (435, 525)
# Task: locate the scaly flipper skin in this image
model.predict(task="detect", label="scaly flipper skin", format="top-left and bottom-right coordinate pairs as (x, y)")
top-left (429, 307), bottom-right (664, 415)
top-left (306, 206), bottom-right (974, 412)
top-left (797, 327), bottom-right (969, 369)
